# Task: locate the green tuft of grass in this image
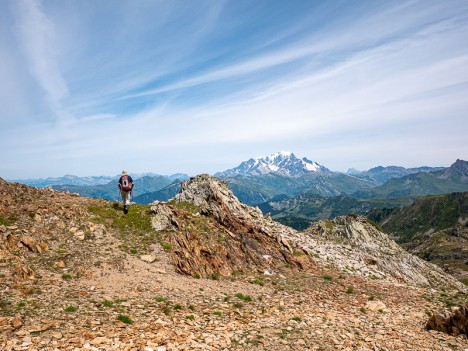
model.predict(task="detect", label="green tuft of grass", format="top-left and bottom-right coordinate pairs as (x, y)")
top-left (252, 278), bottom-right (264, 286)
top-left (291, 316), bottom-right (302, 322)
top-left (233, 302), bottom-right (243, 308)
top-left (346, 286), bottom-right (354, 294)
top-left (102, 300), bottom-right (113, 307)
top-left (174, 304), bottom-right (183, 310)
top-left (322, 274), bottom-right (333, 281)
top-left (64, 305), bottom-right (77, 313)
top-left (117, 314), bottom-right (133, 324)
top-left (213, 311), bottom-right (222, 316)
top-left (186, 314), bottom-right (195, 320)
top-left (61, 273), bottom-right (72, 280)
top-left (194, 273), bottom-right (201, 279)
top-left (0, 215), bottom-right (16, 226)
top-left (162, 242), bottom-right (172, 251)
top-left (155, 296), bottom-right (167, 302)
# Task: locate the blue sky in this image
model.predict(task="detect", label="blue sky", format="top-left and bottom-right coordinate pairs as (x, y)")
top-left (1, 0), bottom-right (468, 178)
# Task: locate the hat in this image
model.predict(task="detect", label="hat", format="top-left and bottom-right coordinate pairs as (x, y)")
top-left (122, 170), bottom-right (128, 175)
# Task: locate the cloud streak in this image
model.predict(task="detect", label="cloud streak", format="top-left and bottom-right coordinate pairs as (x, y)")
top-left (11, 0), bottom-right (71, 123)
top-left (1, 0), bottom-right (468, 178)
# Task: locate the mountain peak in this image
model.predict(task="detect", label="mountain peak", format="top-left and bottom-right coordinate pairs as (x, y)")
top-left (217, 152), bottom-right (329, 177)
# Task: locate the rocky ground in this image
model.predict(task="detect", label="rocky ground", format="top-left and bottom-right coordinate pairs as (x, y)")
top-left (1, 177), bottom-right (467, 350)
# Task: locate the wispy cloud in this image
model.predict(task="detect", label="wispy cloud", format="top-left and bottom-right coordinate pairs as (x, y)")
top-left (11, 0), bottom-right (71, 123)
top-left (1, 0), bottom-right (468, 178)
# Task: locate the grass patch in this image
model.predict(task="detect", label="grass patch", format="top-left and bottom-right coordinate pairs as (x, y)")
top-left (322, 275), bottom-right (333, 281)
top-left (102, 300), bottom-right (113, 307)
top-left (213, 311), bottom-right (222, 316)
top-left (172, 201), bottom-right (198, 213)
top-left (61, 273), bottom-right (72, 280)
top-left (64, 305), bottom-right (77, 313)
top-left (234, 293), bottom-right (253, 302)
top-left (0, 215), bottom-right (15, 226)
top-left (162, 242), bottom-right (172, 251)
top-left (346, 286), bottom-right (354, 294)
top-left (155, 296), bottom-right (167, 302)
top-left (291, 316), bottom-right (302, 322)
top-left (367, 219), bottom-right (383, 232)
top-left (186, 314), bottom-right (195, 320)
top-left (252, 278), bottom-right (264, 286)
top-left (117, 315), bottom-right (133, 324)
top-left (174, 304), bottom-right (183, 310)
top-left (87, 203), bottom-right (156, 253)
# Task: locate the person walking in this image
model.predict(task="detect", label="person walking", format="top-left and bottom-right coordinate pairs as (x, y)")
top-left (118, 170), bottom-right (134, 214)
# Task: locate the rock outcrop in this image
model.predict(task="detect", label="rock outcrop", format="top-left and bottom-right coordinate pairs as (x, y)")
top-left (298, 216), bottom-right (465, 289)
top-left (151, 175), bottom-right (465, 290)
top-left (426, 305), bottom-right (468, 336)
top-left (150, 175), bottom-right (308, 277)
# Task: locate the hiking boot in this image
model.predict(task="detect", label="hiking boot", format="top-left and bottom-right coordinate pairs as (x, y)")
top-left (124, 205), bottom-right (129, 214)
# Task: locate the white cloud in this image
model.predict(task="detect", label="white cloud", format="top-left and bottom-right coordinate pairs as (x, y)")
top-left (11, 0), bottom-right (71, 122)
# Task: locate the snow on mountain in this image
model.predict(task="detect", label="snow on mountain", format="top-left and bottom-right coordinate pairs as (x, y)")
top-left (216, 152), bottom-right (329, 177)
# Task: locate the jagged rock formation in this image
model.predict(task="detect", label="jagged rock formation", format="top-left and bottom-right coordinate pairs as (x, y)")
top-left (150, 175), bottom-right (308, 277)
top-left (151, 175), bottom-right (465, 290)
top-left (298, 216), bottom-right (465, 289)
top-left (426, 305), bottom-right (468, 336)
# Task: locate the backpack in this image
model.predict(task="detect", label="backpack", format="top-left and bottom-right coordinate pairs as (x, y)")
top-left (120, 175), bottom-right (132, 191)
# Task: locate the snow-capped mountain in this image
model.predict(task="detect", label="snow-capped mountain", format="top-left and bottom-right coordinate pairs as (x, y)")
top-left (216, 151), bottom-right (329, 177)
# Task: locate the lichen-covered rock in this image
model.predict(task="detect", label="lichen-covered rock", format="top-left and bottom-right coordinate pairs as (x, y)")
top-left (426, 305), bottom-right (468, 336)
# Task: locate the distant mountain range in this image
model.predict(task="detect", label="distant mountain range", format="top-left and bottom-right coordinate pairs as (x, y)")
top-left (133, 180), bottom-right (183, 204)
top-left (353, 159), bottom-right (468, 199)
top-left (7, 153), bottom-right (467, 208)
top-left (347, 166), bottom-right (445, 185)
top-left (367, 191), bottom-right (468, 243)
top-left (9, 173), bottom-right (188, 188)
top-left (257, 194), bottom-right (411, 230)
top-left (52, 176), bottom-right (175, 201)
top-left (215, 151), bottom-right (329, 177)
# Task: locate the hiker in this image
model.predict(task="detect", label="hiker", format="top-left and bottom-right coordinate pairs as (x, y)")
top-left (118, 170), bottom-right (134, 214)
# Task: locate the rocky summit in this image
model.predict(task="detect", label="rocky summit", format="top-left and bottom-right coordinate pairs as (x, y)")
top-left (0, 175), bottom-right (467, 350)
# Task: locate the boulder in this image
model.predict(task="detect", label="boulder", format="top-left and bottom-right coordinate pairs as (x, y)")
top-left (426, 305), bottom-right (468, 336)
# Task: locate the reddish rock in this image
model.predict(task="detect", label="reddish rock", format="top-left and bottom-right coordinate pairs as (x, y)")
top-left (426, 305), bottom-right (468, 336)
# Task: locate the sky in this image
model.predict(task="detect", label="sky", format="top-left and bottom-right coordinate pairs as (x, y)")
top-left (1, 0), bottom-right (468, 179)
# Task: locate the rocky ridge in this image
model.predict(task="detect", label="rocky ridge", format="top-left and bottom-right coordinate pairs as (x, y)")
top-left (151, 175), bottom-right (464, 290)
top-left (302, 217), bottom-right (464, 289)
top-left (0, 176), bottom-right (467, 350)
